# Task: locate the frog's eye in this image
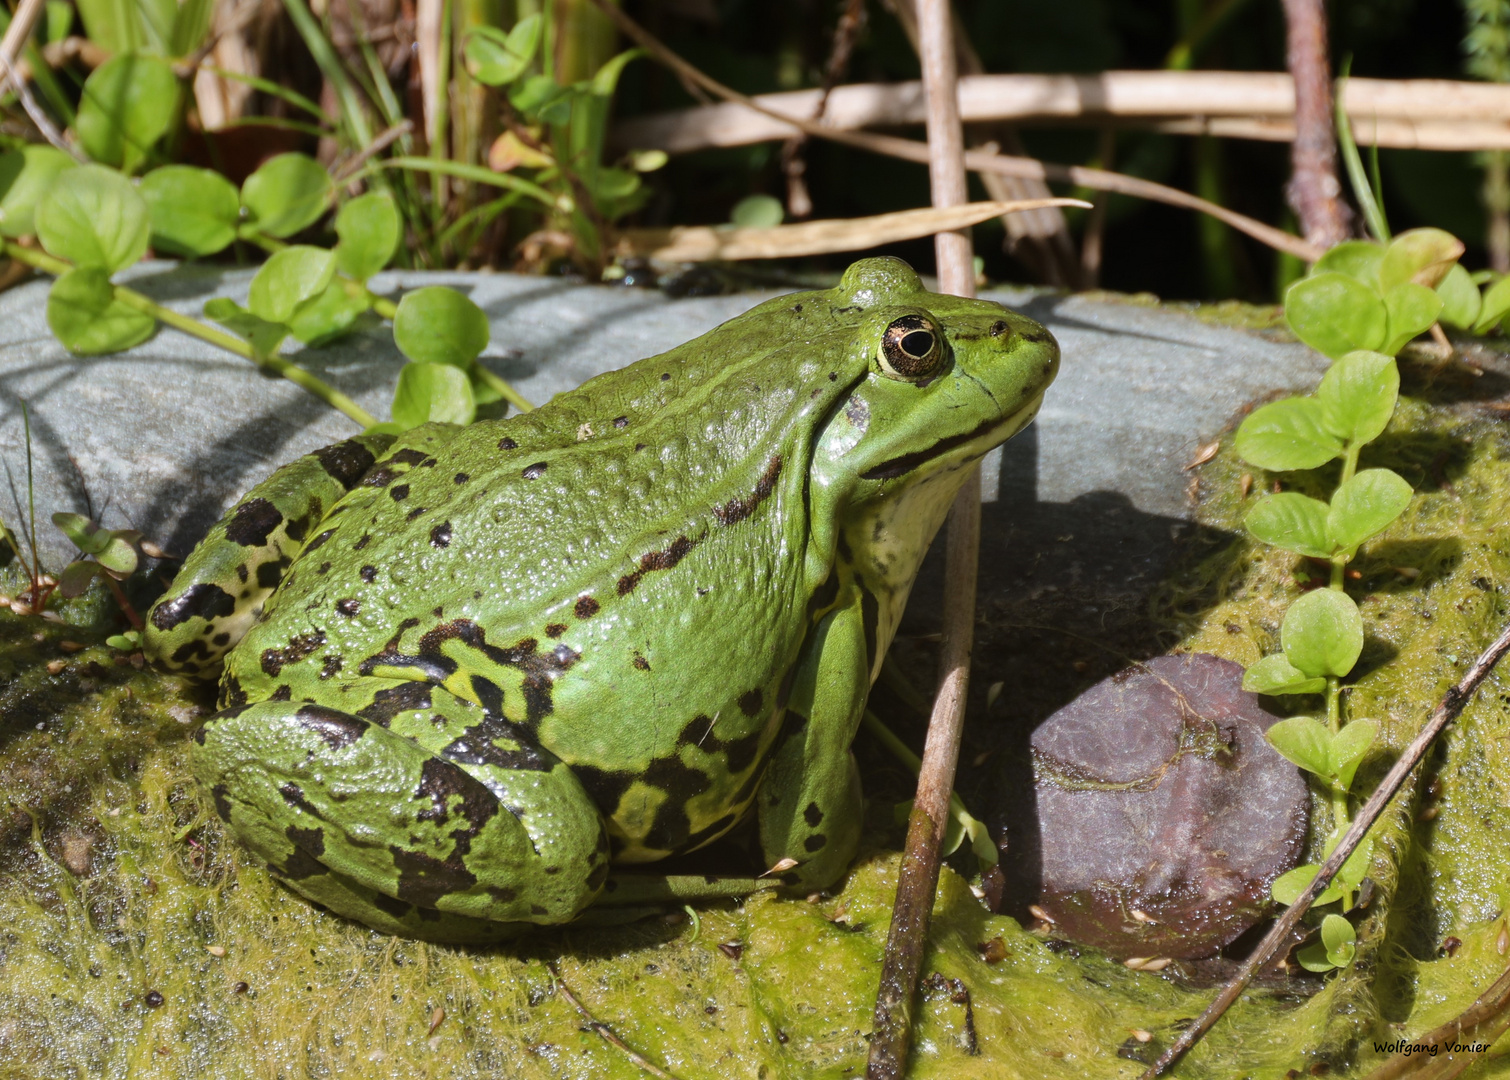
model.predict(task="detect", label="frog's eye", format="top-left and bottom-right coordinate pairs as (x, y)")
top-left (878, 314), bottom-right (944, 381)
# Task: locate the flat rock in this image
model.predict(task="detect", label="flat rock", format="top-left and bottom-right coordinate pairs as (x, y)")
top-left (0, 264), bottom-right (1324, 567)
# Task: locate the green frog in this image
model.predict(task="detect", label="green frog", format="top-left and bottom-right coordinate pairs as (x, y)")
top-left (143, 257), bottom-right (1059, 942)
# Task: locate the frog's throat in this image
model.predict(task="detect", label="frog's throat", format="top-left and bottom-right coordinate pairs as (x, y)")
top-left (839, 389), bottom-right (1047, 682)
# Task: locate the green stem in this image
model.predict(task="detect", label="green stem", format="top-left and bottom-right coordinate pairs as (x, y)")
top-left (860, 710), bottom-right (973, 829)
top-left (3, 243), bottom-right (380, 429)
top-left (472, 362), bottom-right (535, 413)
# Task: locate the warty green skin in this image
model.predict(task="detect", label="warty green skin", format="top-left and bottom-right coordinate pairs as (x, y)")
top-left (142, 257), bottom-right (1059, 942)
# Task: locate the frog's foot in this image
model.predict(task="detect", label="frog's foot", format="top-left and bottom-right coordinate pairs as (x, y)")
top-left (192, 694), bottom-right (611, 932)
top-left (758, 742), bottom-right (864, 893)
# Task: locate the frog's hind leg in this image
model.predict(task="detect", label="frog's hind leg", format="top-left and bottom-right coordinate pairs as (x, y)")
top-left (191, 685), bottom-right (611, 938)
top-left (143, 434), bottom-right (394, 679)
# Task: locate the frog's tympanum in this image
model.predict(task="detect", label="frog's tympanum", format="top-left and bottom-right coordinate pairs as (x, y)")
top-left (143, 258), bottom-right (1059, 941)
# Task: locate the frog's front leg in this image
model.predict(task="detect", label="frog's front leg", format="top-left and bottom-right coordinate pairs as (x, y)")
top-left (193, 682), bottom-right (611, 935)
top-left (756, 597), bottom-right (868, 890)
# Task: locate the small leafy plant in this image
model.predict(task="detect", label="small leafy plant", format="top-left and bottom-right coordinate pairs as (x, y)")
top-left (1233, 228), bottom-right (1476, 972)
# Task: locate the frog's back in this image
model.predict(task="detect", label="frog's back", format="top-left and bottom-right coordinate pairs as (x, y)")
top-left (224, 292), bottom-right (867, 856)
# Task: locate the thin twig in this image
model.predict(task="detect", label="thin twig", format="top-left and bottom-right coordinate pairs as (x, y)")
top-left (1281, 0), bottom-right (1349, 247)
top-left (0, 0), bottom-right (85, 163)
top-left (866, 0), bottom-right (976, 1076)
top-left (586, 0), bottom-right (1323, 262)
top-left (332, 119), bottom-right (416, 182)
top-left (549, 963), bottom-right (683, 1080)
top-left (1142, 616), bottom-right (1510, 1078)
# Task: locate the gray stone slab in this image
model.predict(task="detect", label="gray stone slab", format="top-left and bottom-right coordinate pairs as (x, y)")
top-left (0, 264), bottom-right (1324, 567)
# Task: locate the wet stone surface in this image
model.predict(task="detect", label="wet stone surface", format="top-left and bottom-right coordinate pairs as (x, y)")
top-left (995, 653), bottom-right (1310, 960)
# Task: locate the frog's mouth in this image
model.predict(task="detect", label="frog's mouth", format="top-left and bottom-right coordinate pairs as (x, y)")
top-left (858, 390), bottom-right (1046, 481)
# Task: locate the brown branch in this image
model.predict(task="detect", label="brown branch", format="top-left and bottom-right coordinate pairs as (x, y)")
top-left (866, 0), bottom-right (976, 1075)
top-left (587, 0), bottom-right (1323, 263)
top-left (1142, 617), bottom-right (1510, 1078)
top-left (1282, 0), bottom-right (1349, 247)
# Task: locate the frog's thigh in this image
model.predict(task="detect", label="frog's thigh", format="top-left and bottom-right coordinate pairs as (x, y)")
top-left (192, 687), bottom-right (610, 927)
top-left (144, 433), bottom-right (394, 678)
top-left (757, 600), bottom-right (867, 890)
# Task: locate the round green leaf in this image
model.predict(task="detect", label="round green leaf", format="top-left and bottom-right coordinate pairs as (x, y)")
top-left (56, 559), bottom-right (104, 598)
top-left (1284, 272), bottom-right (1388, 359)
top-left (1242, 653), bottom-right (1327, 696)
top-left (249, 246), bottom-right (337, 324)
top-left (51, 511), bottom-right (107, 554)
top-left (94, 533), bottom-right (139, 575)
top-left (465, 25), bottom-right (530, 86)
top-left (1245, 492), bottom-right (1332, 558)
top-left (287, 282), bottom-right (370, 346)
top-left (731, 194), bottom-right (784, 229)
top-left (36, 165), bottom-right (151, 273)
top-left (391, 362), bottom-right (476, 428)
top-left (204, 297), bottom-right (287, 358)
top-left (1281, 588), bottom-right (1364, 679)
top-left (1378, 227), bottom-right (1463, 291)
top-left (1312, 240), bottom-right (1384, 287)
top-left (1436, 263), bottom-right (1481, 330)
top-left (1475, 274), bottom-right (1510, 335)
top-left (1381, 282), bottom-right (1443, 356)
top-left (393, 286), bottom-right (491, 367)
top-left (1326, 468), bottom-right (1412, 555)
top-left (1263, 715), bottom-right (1332, 777)
top-left (1271, 863), bottom-right (1343, 907)
top-left (76, 54), bottom-right (181, 173)
top-left (1329, 720), bottom-right (1377, 792)
top-left (1336, 836), bottom-right (1374, 888)
top-left (334, 192), bottom-right (401, 282)
top-left (140, 165), bottom-right (240, 257)
top-left (1316, 350), bottom-right (1398, 445)
top-left (241, 153), bottom-right (334, 239)
top-left (510, 74), bottom-right (574, 124)
top-left (47, 267), bottom-right (156, 354)
top-left (0, 145), bottom-right (77, 238)
top-left (1233, 397), bottom-right (1343, 472)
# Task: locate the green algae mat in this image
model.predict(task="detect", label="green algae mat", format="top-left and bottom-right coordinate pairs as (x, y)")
top-left (4, 359), bottom-right (1510, 1079)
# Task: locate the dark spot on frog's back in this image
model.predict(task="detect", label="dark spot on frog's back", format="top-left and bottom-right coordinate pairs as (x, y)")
top-left (303, 528), bottom-right (336, 556)
top-left (617, 533), bottom-right (702, 595)
top-left (738, 688), bottom-right (764, 717)
top-left (441, 716), bottom-right (551, 772)
top-left (390, 484), bottom-right (410, 501)
top-left (572, 764), bottom-right (636, 815)
top-left (574, 595), bottom-right (600, 619)
top-left (521, 462), bottom-right (548, 480)
top-left (314, 438), bottom-right (378, 489)
top-left (358, 682), bottom-right (432, 725)
top-left (804, 802), bottom-right (824, 827)
top-left (430, 521), bottom-right (452, 548)
top-left (336, 598), bottom-right (360, 618)
top-left (151, 582), bottom-right (236, 630)
top-left (414, 757), bottom-right (498, 831)
top-left (497, 436), bottom-right (518, 451)
top-left (391, 847), bottom-right (477, 908)
top-left (989, 319), bottom-right (1009, 338)
top-left (714, 455), bottom-right (782, 527)
top-left (225, 499), bottom-right (284, 547)
top-left (279, 825), bottom-right (329, 879)
top-left (545, 623), bottom-right (567, 638)
top-left (360, 565), bottom-right (377, 582)
top-left (295, 704), bottom-right (367, 749)
top-left (613, 415), bottom-right (629, 428)
top-left (261, 631), bottom-right (326, 677)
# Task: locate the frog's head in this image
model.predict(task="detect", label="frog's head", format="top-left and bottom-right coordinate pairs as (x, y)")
top-left (808, 256), bottom-right (1059, 592)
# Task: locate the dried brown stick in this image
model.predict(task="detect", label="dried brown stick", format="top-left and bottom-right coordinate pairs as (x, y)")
top-left (1282, 0), bottom-right (1349, 247)
top-left (550, 963), bottom-right (683, 1080)
top-left (1141, 617), bottom-right (1510, 1078)
top-left (587, 0), bottom-right (1323, 263)
top-left (866, 0), bottom-right (976, 1075)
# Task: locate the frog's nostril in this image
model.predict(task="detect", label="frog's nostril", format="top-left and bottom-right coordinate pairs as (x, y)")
top-left (988, 320), bottom-right (1009, 338)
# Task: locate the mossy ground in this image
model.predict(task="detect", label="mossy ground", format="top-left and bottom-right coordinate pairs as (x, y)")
top-left (3, 338), bottom-right (1510, 1079)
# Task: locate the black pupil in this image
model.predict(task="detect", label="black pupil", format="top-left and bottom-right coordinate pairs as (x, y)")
top-left (900, 330), bottom-right (934, 358)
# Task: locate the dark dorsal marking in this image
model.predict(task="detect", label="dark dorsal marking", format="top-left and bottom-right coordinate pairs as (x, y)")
top-left (151, 582), bottom-right (235, 630)
top-left (261, 632), bottom-right (327, 677)
top-left (294, 704), bottom-right (365, 749)
top-left (314, 438), bottom-right (379, 489)
top-left (713, 455), bottom-right (783, 527)
top-left (358, 682), bottom-right (432, 726)
top-left (617, 533), bottom-right (702, 596)
top-left (224, 499), bottom-right (284, 547)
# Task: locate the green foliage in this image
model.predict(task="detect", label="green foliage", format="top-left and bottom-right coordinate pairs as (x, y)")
top-left (1231, 398), bottom-right (1341, 472)
top-left (75, 53), bottom-right (181, 174)
top-left (1281, 589), bottom-right (1363, 680)
top-left (140, 166), bottom-right (240, 257)
top-left (47, 268), bottom-right (156, 354)
top-left (240, 154), bottom-right (335, 239)
top-left (391, 363), bottom-right (476, 428)
top-left (464, 15), bottom-right (543, 86)
top-left (1298, 914), bottom-right (1358, 973)
top-left (334, 194), bottom-right (401, 282)
top-left (204, 298), bottom-right (287, 360)
top-left (35, 165), bottom-right (150, 273)
top-left (0, 146), bottom-right (76, 239)
top-left (248, 246), bottom-right (337, 324)
top-left (731, 194), bottom-right (786, 228)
